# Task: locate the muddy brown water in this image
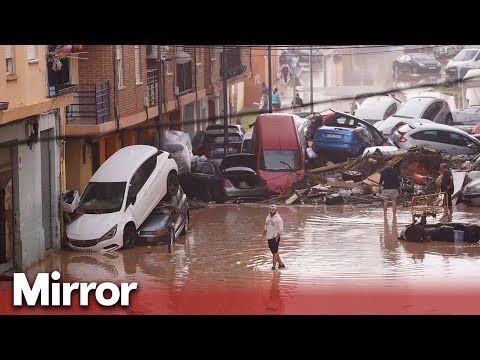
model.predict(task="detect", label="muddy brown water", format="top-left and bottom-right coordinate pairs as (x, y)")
top-left (24, 203), bottom-right (480, 292)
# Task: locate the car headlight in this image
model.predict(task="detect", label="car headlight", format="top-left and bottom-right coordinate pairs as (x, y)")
top-left (100, 225), bottom-right (117, 241)
top-left (419, 63), bottom-right (426, 67)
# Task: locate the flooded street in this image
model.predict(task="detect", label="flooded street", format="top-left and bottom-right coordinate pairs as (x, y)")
top-left (16, 203), bottom-right (480, 314)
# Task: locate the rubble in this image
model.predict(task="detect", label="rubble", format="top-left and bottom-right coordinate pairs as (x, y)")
top-left (285, 146), bottom-right (479, 206)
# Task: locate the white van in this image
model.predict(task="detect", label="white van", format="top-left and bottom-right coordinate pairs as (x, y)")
top-left (66, 145), bottom-right (179, 252)
top-left (445, 48), bottom-right (480, 78)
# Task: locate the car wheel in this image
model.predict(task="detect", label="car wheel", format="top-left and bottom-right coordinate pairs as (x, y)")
top-left (181, 212), bottom-right (189, 235)
top-left (342, 170), bottom-right (363, 183)
top-left (166, 172), bottom-right (179, 198)
top-left (123, 224), bottom-right (136, 249)
top-left (446, 114), bottom-right (453, 126)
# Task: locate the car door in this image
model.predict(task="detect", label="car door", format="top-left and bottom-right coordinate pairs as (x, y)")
top-left (409, 129), bottom-right (450, 153)
top-left (125, 156), bottom-right (157, 225)
top-left (446, 131), bottom-right (480, 155)
top-left (421, 101), bottom-right (443, 122)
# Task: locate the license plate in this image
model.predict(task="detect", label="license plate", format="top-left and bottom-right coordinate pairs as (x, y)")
top-left (326, 134), bottom-right (341, 138)
top-left (428, 67), bottom-right (436, 69)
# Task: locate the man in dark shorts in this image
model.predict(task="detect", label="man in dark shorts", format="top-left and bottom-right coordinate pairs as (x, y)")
top-left (439, 163), bottom-right (454, 220)
top-left (379, 160), bottom-right (401, 217)
top-left (263, 205), bottom-right (285, 270)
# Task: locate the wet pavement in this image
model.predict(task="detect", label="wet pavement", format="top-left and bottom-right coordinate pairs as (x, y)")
top-left (24, 203), bottom-right (480, 289)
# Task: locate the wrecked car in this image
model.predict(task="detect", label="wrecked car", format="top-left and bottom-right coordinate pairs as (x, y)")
top-left (66, 145), bottom-right (179, 252)
top-left (179, 154), bottom-right (269, 203)
top-left (463, 177), bottom-right (480, 206)
top-left (191, 128), bottom-right (243, 165)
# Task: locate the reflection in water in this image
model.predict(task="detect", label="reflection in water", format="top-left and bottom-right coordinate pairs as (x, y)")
top-left (25, 204), bottom-right (480, 292)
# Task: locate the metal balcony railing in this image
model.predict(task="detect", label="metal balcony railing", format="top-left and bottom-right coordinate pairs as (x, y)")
top-left (66, 81), bottom-right (111, 125)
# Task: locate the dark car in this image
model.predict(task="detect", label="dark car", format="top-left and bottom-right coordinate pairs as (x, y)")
top-left (205, 124), bottom-right (245, 137)
top-left (191, 128), bottom-right (243, 164)
top-left (179, 154), bottom-right (269, 203)
top-left (393, 53), bottom-right (442, 77)
top-left (136, 186), bottom-right (189, 248)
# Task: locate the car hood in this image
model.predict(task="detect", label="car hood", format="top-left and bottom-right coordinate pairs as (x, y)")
top-left (220, 153), bottom-right (257, 171)
top-left (448, 59), bottom-right (473, 67)
top-left (464, 178), bottom-right (480, 194)
top-left (417, 58), bottom-right (438, 66)
top-left (67, 212), bottom-right (120, 239)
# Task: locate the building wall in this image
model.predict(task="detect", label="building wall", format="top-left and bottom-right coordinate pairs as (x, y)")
top-left (0, 45), bottom-right (48, 110)
top-left (0, 112), bottom-right (61, 271)
top-left (65, 140), bottom-right (92, 193)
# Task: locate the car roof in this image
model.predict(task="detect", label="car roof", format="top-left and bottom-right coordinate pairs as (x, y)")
top-left (91, 145), bottom-right (159, 182)
top-left (395, 96), bottom-right (439, 117)
top-left (256, 114), bottom-right (300, 150)
top-left (406, 122), bottom-right (476, 135)
top-left (355, 96), bottom-right (399, 120)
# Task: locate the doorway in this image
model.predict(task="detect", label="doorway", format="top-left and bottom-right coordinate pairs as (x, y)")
top-left (41, 129), bottom-right (53, 250)
top-left (0, 144), bottom-right (14, 265)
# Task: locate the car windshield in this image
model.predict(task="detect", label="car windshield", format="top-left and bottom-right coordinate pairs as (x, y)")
top-left (78, 182), bottom-right (126, 214)
top-left (395, 99), bottom-right (430, 118)
top-left (453, 50), bottom-right (479, 61)
top-left (260, 150), bottom-right (301, 171)
top-left (411, 54), bottom-right (433, 61)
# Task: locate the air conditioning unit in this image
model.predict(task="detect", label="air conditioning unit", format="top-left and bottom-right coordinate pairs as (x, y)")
top-left (174, 86), bottom-right (180, 95)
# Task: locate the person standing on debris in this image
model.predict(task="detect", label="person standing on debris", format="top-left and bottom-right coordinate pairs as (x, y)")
top-left (272, 88), bottom-right (281, 112)
top-left (439, 163), bottom-right (454, 219)
top-left (262, 205), bottom-right (286, 270)
top-left (379, 160), bottom-right (401, 217)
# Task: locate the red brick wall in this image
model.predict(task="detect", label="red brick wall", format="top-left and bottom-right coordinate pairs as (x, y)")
top-left (78, 45), bottom-right (147, 120)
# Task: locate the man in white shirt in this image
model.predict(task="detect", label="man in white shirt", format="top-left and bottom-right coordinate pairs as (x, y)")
top-left (263, 205), bottom-right (286, 270)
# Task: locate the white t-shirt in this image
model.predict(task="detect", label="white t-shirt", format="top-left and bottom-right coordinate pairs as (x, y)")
top-left (264, 213), bottom-right (283, 240)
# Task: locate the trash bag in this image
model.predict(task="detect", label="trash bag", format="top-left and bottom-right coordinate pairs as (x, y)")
top-left (62, 190), bottom-right (80, 213)
top-left (162, 130), bottom-right (193, 175)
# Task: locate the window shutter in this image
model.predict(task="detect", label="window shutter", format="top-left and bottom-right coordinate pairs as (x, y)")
top-left (134, 46), bottom-right (141, 83)
top-left (5, 45), bottom-right (13, 59)
top-left (26, 45), bottom-right (37, 60)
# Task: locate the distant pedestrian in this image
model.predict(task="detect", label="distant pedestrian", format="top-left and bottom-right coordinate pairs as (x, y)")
top-left (439, 163), bottom-right (454, 219)
top-left (279, 51), bottom-right (287, 66)
top-left (272, 88), bottom-right (281, 112)
top-left (290, 56), bottom-right (299, 76)
top-left (263, 205), bottom-right (285, 270)
top-left (254, 94), bottom-right (269, 113)
top-left (261, 82), bottom-right (269, 97)
top-left (291, 93), bottom-right (304, 109)
top-left (379, 160), bottom-right (401, 217)
top-left (280, 63), bottom-right (291, 85)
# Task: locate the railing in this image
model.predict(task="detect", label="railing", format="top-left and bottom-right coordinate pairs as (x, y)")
top-left (146, 69), bottom-right (159, 107)
top-left (66, 82), bottom-right (111, 125)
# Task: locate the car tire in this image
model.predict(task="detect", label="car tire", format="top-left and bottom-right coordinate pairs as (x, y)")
top-left (342, 170), bottom-right (363, 183)
top-left (123, 224), bottom-right (136, 249)
top-left (446, 114), bottom-right (453, 126)
top-left (181, 212), bottom-right (189, 235)
top-left (166, 172), bottom-right (179, 199)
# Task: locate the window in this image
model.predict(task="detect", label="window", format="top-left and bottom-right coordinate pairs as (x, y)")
top-left (116, 45), bottom-right (124, 88)
top-left (176, 61), bottom-right (193, 93)
top-left (325, 116), bottom-right (355, 127)
top-left (260, 150), bottom-right (301, 171)
top-left (384, 104), bottom-right (398, 119)
top-left (79, 182), bottom-right (127, 214)
top-left (127, 154), bottom-right (157, 204)
top-left (5, 45), bottom-right (14, 75)
top-left (422, 102), bottom-right (443, 121)
top-left (191, 162), bottom-right (215, 176)
top-left (134, 45), bottom-right (141, 84)
top-left (26, 45), bottom-right (37, 61)
top-left (411, 130), bottom-right (441, 142)
top-left (448, 132), bottom-right (475, 148)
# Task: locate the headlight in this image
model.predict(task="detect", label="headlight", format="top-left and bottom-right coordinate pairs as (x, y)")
top-left (100, 225), bottom-right (117, 241)
top-left (419, 63), bottom-right (426, 67)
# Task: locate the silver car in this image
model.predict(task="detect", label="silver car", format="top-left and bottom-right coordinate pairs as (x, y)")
top-left (353, 95), bottom-right (402, 125)
top-left (452, 105), bottom-right (480, 125)
top-left (390, 122), bottom-right (480, 155)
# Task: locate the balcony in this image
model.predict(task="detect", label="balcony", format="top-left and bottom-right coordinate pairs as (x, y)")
top-left (66, 82), bottom-right (111, 125)
top-left (220, 48), bottom-right (247, 79)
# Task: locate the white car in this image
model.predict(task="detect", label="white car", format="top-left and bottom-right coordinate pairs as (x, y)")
top-left (66, 145), bottom-right (179, 252)
top-left (390, 122), bottom-right (480, 155)
top-left (375, 96), bottom-right (453, 138)
top-left (353, 95), bottom-right (402, 125)
top-left (452, 105), bottom-right (480, 125)
top-left (445, 48), bottom-right (480, 78)
top-left (462, 177), bottom-right (480, 207)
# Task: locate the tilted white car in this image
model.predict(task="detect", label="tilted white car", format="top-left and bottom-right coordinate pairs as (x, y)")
top-left (66, 145), bottom-right (179, 252)
top-left (353, 95), bottom-right (402, 125)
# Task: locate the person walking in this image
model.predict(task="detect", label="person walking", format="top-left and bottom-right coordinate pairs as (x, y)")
top-left (262, 205), bottom-right (285, 270)
top-left (272, 88), bottom-right (281, 112)
top-left (280, 63), bottom-right (291, 85)
top-left (291, 93), bottom-right (304, 110)
top-left (261, 82), bottom-right (269, 97)
top-left (379, 160), bottom-right (401, 217)
top-left (439, 163), bottom-right (454, 220)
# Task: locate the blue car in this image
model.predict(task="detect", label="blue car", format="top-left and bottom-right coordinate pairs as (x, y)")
top-left (312, 125), bottom-right (382, 162)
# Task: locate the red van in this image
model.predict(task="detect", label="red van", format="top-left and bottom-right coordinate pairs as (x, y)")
top-left (252, 113), bottom-right (307, 194)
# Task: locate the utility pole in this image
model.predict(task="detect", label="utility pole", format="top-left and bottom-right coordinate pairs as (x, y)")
top-left (267, 45), bottom-right (272, 113)
top-left (323, 54), bottom-right (327, 87)
top-left (223, 45), bottom-right (229, 158)
top-left (157, 45), bottom-right (163, 150)
top-left (310, 45), bottom-right (314, 113)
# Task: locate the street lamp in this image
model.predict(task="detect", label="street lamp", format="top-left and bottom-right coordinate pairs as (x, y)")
top-left (157, 47), bottom-right (192, 149)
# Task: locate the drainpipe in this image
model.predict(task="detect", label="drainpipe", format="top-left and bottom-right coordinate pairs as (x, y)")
top-left (112, 45), bottom-right (120, 132)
